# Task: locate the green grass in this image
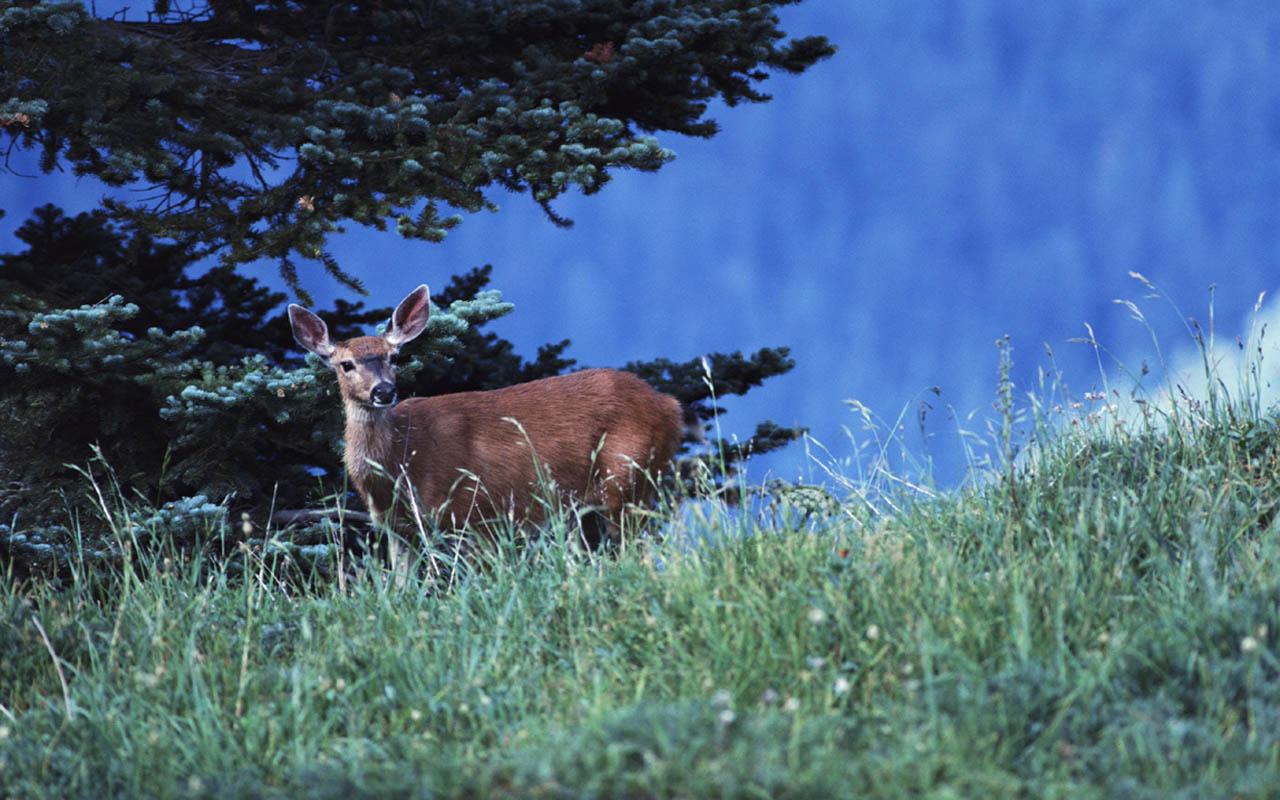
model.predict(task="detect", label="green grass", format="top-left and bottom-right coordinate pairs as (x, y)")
top-left (6, 306), bottom-right (1280, 797)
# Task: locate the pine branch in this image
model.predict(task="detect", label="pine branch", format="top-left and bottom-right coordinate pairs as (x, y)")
top-left (1, 0), bottom-right (833, 292)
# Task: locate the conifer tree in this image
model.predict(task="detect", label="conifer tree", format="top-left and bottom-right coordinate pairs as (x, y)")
top-left (0, 0), bottom-right (830, 572)
top-left (0, 206), bottom-right (512, 522)
top-left (1, 0), bottom-right (833, 296)
top-left (1, 207), bottom-right (800, 538)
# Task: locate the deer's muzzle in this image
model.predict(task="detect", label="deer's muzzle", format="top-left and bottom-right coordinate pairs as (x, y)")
top-left (370, 382), bottom-right (397, 407)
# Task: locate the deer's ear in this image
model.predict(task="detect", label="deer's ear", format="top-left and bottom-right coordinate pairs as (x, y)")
top-left (287, 304), bottom-right (335, 358)
top-left (385, 284), bottom-right (431, 347)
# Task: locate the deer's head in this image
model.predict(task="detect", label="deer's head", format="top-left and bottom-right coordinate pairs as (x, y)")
top-left (288, 285), bottom-right (431, 409)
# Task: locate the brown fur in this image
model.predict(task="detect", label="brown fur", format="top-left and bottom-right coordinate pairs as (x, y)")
top-left (291, 298), bottom-right (682, 535)
top-left (350, 367), bottom-right (683, 530)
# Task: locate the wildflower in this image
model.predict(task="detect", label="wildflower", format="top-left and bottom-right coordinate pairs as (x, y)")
top-left (711, 689), bottom-right (732, 708)
top-left (833, 677), bottom-right (851, 695)
top-left (1242, 636), bottom-right (1259, 654)
top-left (760, 688), bottom-right (780, 705)
top-left (410, 709), bottom-right (423, 722)
top-left (805, 655), bottom-right (826, 670)
top-left (0, 725), bottom-right (10, 740)
top-left (865, 624), bottom-right (880, 641)
top-left (807, 606), bottom-right (828, 625)
top-left (583, 41), bottom-right (617, 64)
top-left (783, 696), bottom-right (800, 712)
top-left (718, 708), bottom-right (736, 726)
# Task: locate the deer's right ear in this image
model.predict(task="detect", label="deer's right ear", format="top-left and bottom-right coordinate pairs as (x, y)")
top-left (287, 304), bottom-right (335, 358)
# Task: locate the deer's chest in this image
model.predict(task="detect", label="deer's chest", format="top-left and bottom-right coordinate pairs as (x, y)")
top-left (342, 419), bottom-right (402, 503)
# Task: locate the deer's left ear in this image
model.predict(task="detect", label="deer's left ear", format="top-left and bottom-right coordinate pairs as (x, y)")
top-left (385, 284), bottom-right (431, 347)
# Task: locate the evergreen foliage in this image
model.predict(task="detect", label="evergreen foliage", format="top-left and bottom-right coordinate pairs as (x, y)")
top-left (1, 1), bottom-right (825, 569)
top-left (0, 206), bottom-right (801, 559)
top-left (628, 347), bottom-right (803, 476)
top-left (0, 206), bottom-right (512, 523)
top-left (1, 0), bottom-right (832, 295)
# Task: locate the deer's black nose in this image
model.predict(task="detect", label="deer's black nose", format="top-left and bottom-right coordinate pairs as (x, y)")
top-left (370, 383), bottom-right (397, 407)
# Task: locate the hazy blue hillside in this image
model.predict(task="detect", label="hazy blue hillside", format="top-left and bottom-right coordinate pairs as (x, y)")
top-left (3, 0), bottom-right (1279, 485)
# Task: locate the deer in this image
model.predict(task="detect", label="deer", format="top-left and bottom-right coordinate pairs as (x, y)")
top-left (287, 285), bottom-right (684, 551)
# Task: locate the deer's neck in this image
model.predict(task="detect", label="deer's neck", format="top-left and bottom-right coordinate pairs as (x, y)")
top-left (342, 400), bottom-right (397, 496)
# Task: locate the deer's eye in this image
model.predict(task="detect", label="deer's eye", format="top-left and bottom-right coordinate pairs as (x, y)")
top-left (340, 361), bottom-right (356, 372)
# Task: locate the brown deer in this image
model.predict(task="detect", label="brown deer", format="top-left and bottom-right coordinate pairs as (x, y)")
top-left (287, 285), bottom-right (683, 543)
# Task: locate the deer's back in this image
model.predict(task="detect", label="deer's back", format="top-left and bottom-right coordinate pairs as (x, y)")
top-left (388, 368), bottom-right (682, 523)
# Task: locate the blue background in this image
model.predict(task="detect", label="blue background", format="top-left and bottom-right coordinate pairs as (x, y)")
top-left (4, 1), bottom-right (1279, 485)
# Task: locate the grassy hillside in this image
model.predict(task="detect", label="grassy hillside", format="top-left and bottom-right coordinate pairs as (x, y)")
top-left (3, 382), bottom-right (1280, 797)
